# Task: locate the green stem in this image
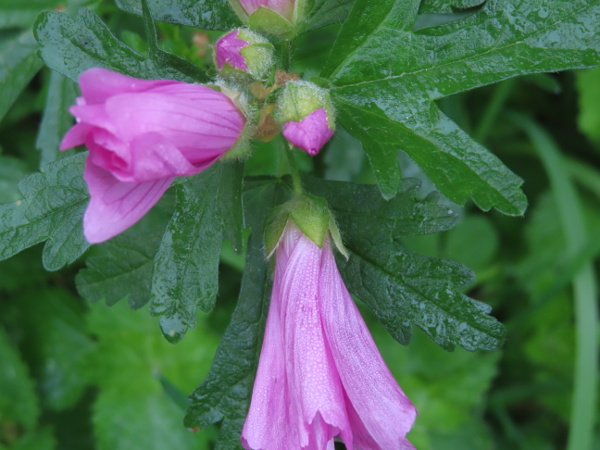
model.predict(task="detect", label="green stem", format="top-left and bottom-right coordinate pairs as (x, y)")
top-left (284, 142), bottom-right (303, 195)
top-left (474, 79), bottom-right (516, 143)
top-left (510, 112), bottom-right (598, 450)
top-left (280, 39), bottom-right (294, 72)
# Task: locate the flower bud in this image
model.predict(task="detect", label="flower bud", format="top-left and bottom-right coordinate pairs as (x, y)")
top-left (228, 0), bottom-right (308, 35)
top-left (215, 29), bottom-right (274, 80)
top-left (276, 81), bottom-right (335, 155)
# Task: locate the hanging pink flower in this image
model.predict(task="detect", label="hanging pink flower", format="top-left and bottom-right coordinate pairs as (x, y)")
top-left (60, 68), bottom-right (246, 244)
top-left (242, 223), bottom-right (417, 450)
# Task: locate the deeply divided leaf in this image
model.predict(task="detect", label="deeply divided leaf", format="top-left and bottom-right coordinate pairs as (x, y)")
top-left (150, 162), bottom-right (244, 343)
top-left (0, 153), bottom-right (89, 271)
top-left (76, 230), bottom-right (163, 310)
top-left (115, 0), bottom-right (239, 30)
top-left (185, 177), bottom-right (287, 448)
top-left (323, 0), bottom-right (600, 213)
top-left (34, 8), bottom-right (204, 84)
top-left (306, 178), bottom-right (505, 351)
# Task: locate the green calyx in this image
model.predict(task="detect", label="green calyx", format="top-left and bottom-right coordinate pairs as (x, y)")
top-left (249, 7), bottom-right (295, 37)
top-left (275, 80), bottom-right (335, 125)
top-left (264, 194), bottom-right (348, 258)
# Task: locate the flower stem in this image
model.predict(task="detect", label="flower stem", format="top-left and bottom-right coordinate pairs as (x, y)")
top-left (284, 142), bottom-right (303, 195)
top-left (280, 39), bottom-right (294, 72)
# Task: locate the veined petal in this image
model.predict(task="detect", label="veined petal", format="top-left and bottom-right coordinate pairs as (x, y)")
top-left (280, 233), bottom-right (349, 447)
top-left (83, 161), bottom-right (173, 244)
top-left (79, 67), bottom-right (176, 104)
top-left (319, 242), bottom-right (417, 449)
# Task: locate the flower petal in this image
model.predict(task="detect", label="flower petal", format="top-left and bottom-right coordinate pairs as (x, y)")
top-left (78, 68), bottom-right (175, 104)
top-left (319, 242), bottom-right (417, 449)
top-left (216, 30), bottom-right (249, 71)
top-left (83, 161), bottom-right (173, 243)
top-left (283, 109), bottom-right (334, 156)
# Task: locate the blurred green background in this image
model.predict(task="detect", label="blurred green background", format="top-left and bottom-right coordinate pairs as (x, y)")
top-left (1, 2), bottom-right (599, 449)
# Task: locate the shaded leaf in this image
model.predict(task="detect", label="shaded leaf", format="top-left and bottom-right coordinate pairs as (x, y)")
top-left (0, 0), bottom-right (63, 29)
top-left (35, 70), bottom-right (78, 166)
top-left (305, 0), bottom-right (354, 31)
top-left (0, 31), bottom-right (43, 123)
top-left (0, 153), bottom-right (89, 271)
top-left (115, 0), bottom-right (239, 30)
top-left (151, 162), bottom-right (245, 343)
top-left (185, 177), bottom-right (287, 448)
top-left (306, 178), bottom-right (504, 351)
top-left (76, 230), bottom-right (163, 310)
top-left (34, 8), bottom-right (203, 84)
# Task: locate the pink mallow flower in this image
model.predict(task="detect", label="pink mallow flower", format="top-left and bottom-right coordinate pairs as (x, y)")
top-left (242, 223), bottom-right (417, 450)
top-left (239, 0), bottom-right (294, 21)
top-left (60, 68), bottom-right (245, 244)
top-left (215, 29), bottom-right (274, 79)
top-left (283, 108), bottom-right (334, 156)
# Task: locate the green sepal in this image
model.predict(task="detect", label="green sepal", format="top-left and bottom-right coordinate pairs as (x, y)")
top-left (264, 194), bottom-right (334, 256)
top-left (249, 7), bottom-right (294, 36)
top-left (275, 81), bottom-right (335, 125)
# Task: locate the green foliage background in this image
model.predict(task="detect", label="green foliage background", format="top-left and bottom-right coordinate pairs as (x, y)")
top-left (1, 0), bottom-right (599, 449)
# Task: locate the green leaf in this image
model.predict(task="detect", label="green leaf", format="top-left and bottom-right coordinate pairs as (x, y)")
top-left (140, 0), bottom-right (209, 83)
top-left (0, 0), bottom-right (61, 29)
top-left (85, 300), bottom-right (218, 450)
top-left (8, 288), bottom-right (94, 411)
top-left (0, 153), bottom-right (89, 271)
top-left (151, 162), bottom-right (244, 343)
top-left (35, 70), bottom-right (78, 167)
top-left (0, 156), bottom-right (28, 204)
top-left (305, 0), bottom-right (354, 31)
top-left (76, 230), bottom-right (163, 310)
top-left (0, 31), bottom-right (43, 123)
top-left (185, 176), bottom-right (286, 448)
top-left (323, 0), bottom-right (600, 212)
top-left (576, 66), bottom-right (600, 143)
top-left (34, 8), bottom-right (203, 84)
top-left (115, 0), bottom-right (239, 30)
top-left (419, 0), bottom-right (486, 14)
top-left (0, 328), bottom-right (39, 432)
top-left (306, 177), bottom-right (504, 351)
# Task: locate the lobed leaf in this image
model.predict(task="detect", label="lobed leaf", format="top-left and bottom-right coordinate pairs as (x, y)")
top-left (76, 230), bottom-right (163, 310)
top-left (306, 178), bottom-right (505, 351)
top-left (115, 0), bottom-right (239, 30)
top-left (150, 162), bottom-right (245, 343)
top-left (323, 0), bottom-right (600, 212)
top-left (0, 31), bottom-right (43, 123)
top-left (34, 8), bottom-right (203, 84)
top-left (0, 153), bottom-right (89, 271)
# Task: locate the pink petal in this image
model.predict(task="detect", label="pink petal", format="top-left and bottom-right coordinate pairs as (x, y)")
top-left (60, 123), bottom-right (91, 150)
top-left (319, 243), bottom-right (417, 449)
top-left (242, 260), bottom-right (297, 450)
top-left (283, 108), bottom-right (334, 155)
top-left (82, 161), bottom-right (174, 243)
top-left (215, 30), bottom-right (249, 71)
top-left (78, 68), bottom-right (176, 104)
top-left (280, 234), bottom-right (349, 445)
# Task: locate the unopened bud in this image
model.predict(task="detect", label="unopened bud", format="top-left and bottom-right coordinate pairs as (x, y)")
top-left (276, 81), bottom-right (335, 155)
top-left (215, 29), bottom-right (274, 80)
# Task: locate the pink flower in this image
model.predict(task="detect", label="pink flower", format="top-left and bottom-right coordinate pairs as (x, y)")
top-left (242, 224), bottom-right (417, 450)
top-left (239, 0), bottom-right (294, 21)
top-left (216, 30), bottom-right (250, 72)
top-left (283, 108), bottom-right (334, 156)
top-left (60, 68), bottom-right (245, 244)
